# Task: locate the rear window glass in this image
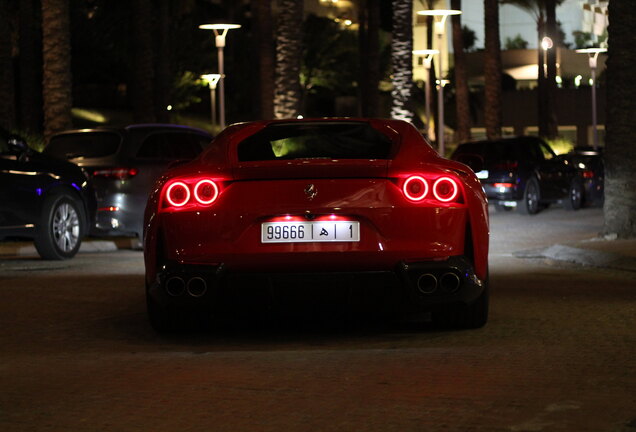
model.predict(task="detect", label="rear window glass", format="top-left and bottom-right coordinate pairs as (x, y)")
top-left (136, 132), bottom-right (205, 160)
top-left (453, 141), bottom-right (523, 165)
top-left (237, 122), bottom-right (393, 162)
top-left (44, 132), bottom-right (120, 159)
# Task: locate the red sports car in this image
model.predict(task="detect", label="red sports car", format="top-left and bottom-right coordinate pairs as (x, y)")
top-left (143, 119), bottom-right (489, 331)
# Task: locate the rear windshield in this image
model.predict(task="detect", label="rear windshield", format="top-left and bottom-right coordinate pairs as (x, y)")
top-left (44, 132), bottom-right (121, 159)
top-left (237, 122), bottom-right (393, 162)
top-left (453, 141), bottom-right (524, 164)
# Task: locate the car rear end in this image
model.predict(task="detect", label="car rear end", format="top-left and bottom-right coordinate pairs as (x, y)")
top-left (144, 120), bottom-right (489, 327)
top-left (452, 140), bottom-right (525, 208)
top-left (44, 129), bottom-right (142, 236)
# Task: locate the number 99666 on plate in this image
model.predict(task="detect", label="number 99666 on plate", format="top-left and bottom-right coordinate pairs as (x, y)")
top-left (261, 221), bottom-right (360, 243)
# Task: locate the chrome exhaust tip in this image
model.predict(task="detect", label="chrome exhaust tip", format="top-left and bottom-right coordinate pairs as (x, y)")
top-left (439, 272), bottom-right (461, 293)
top-left (166, 276), bottom-right (186, 297)
top-left (187, 277), bottom-right (208, 298)
top-left (417, 273), bottom-right (438, 294)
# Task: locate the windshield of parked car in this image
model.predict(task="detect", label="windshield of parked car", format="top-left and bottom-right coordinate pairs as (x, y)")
top-left (44, 132), bottom-right (121, 160)
top-left (237, 122), bottom-right (393, 162)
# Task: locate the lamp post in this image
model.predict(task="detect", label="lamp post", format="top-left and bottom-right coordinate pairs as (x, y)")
top-left (201, 74), bottom-right (221, 130)
top-left (417, 9), bottom-right (461, 157)
top-left (199, 23), bottom-right (241, 129)
top-left (575, 47), bottom-right (607, 149)
top-left (413, 49), bottom-right (438, 141)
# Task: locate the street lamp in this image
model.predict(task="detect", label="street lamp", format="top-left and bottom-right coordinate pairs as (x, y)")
top-left (575, 47), bottom-right (607, 149)
top-left (201, 74), bottom-right (221, 130)
top-left (417, 9), bottom-right (461, 157)
top-left (199, 23), bottom-right (241, 129)
top-left (413, 49), bottom-right (439, 141)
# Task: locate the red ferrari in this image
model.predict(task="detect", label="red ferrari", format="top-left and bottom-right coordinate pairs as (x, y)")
top-left (143, 119), bottom-right (489, 331)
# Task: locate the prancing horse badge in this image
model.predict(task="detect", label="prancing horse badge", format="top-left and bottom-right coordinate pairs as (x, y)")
top-left (304, 184), bottom-right (317, 200)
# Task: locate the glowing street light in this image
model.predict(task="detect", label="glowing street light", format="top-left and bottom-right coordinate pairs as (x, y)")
top-left (201, 74), bottom-right (221, 130)
top-left (199, 23), bottom-right (241, 129)
top-left (417, 9), bottom-right (461, 157)
top-left (413, 49), bottom-right (439, 141)
top-left (576, 47), bottom-right (607, 149)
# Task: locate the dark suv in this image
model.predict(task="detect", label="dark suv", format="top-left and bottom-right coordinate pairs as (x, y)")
top-left (451, 136), bottom-right (582, 214)
top-left (43, 124), bottom-right (212, 239)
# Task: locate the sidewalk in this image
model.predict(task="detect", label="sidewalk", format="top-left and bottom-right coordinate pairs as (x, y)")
top-left (513, 236), bottom-right (636, 273)
top-left (0, 237), bottom-right (140, 257)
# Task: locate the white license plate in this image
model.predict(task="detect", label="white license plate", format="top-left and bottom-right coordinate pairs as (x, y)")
top-left (261, 221), bottom-right (360, 243)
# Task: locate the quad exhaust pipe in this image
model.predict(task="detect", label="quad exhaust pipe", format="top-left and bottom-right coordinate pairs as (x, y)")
top-left (165, 276), bottom-right (208, 297)
top-left (415, 271), bottom-right (461, 294)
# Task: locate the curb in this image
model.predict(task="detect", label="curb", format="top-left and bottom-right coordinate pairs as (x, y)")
top-left (0, 238), bottom-right (140, 257)
top-left (514, 244), bottom-right (636, 273)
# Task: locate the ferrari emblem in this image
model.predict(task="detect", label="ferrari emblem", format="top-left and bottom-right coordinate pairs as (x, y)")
top-left (304, 183), bottom-right (317, 200)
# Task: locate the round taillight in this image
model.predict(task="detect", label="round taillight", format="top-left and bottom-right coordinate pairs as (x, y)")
top-left (403, 176), bottom-right (429, 201)
top-left (433, 177), bottom-right (459, 202)
top-left (166, 182), bottom-right (190, 207)
top-left (194, 179), bottom-right (219, 205)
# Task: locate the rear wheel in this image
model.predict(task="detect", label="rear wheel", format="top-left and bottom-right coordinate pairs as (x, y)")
top-left (518, 177), bottom-right (541, 215)
top-left (563, 178), bottom-right (583, 211)
top-left (34, 193), bottom-right (84, 260)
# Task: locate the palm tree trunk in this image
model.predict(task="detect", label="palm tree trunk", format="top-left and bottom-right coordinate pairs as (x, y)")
top-left (274, 0), bottom-right (303, 119)
top-left (390, 0), bottom-right (414, 122)
top-left (0, 0), bottom-right (16, 130)
top-left (544, 0), bottom-right (558, 139)
top-left (41, 0), bottom-right (73, 142)
top-left (603, 0), bottom-right (636, 238)
top-left (252, 0), bottom-right (275, 120)
top-left (483, 0), bottom-right (502, 140)
top-left (451, 0), bottom-right (471, 143)
top-left (19, 0), bottom-right (42, 133)
top-left (154, 0), bottom-right (172, 123)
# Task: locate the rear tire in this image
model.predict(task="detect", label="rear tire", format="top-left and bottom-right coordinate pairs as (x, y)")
top-left (563, 178), bottom-right (583, 211)
top-left (518, 177), bottom-right (541, 215)
top-left (34, 193), bottom-right (84, 260)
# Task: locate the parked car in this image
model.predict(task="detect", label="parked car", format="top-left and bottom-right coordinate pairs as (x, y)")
top-left (143, 119), bottom-right (490, 332)
top-left (451, 136), bottom-right (582, 214)
top-left (43, 124), bottom-right (212, 239)
top-left (562, 147), bottom-right (604, 207)
top-left (0, 128), bottom-right (95, 260)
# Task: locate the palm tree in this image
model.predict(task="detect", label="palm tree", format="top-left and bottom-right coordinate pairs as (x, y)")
top-left (451, 0), bottom-right (471, 143)
top-left (502, 0), bottom-right (561, 139)
top-left (274, 0), bottom-right (303, 119)
top-left (603, 1), bottom-right (636, 238)
top-left (41, 0), bottom-right (73, 142)
top-left (130, 0), bottom-right (155, 123)
top-left (19, 0), bottom-right (42, 133)
top-left (0, 0), bottom-right (16, 130)
top-left (390, 0), bottom-right (414, 122)
top-left (483, 0), bottom-right (502, 140)
top-left (252, 0), bottom-right (275, 120)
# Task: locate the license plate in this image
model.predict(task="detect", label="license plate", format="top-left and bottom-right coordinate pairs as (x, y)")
top-left (261, 221), bottom-right (360, 243)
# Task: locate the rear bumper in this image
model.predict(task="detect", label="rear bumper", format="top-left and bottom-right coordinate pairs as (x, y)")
top-left (146, 255), bottom-right (486, 313)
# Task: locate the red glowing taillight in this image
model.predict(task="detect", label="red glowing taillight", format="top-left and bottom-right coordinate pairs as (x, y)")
top-left (582, 170), bottom-right (595, 179)
top-left (401, 175), bottom-right (461, 204)
top-left (166, 182), bottom-right (190, 207)
top-left (193, 179), bottom-right (219, 205)
top-left (433, 177), bottom-right (459, 202)
top-left (93, 167), bottom-right (138, 179)
top-left (403, 176), bottom-right (429, 201)
top-left (162, 177), bottom-right (221, 210)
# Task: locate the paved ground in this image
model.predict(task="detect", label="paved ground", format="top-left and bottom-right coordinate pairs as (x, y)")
top-left (1, 207), bottom-right (635, 432)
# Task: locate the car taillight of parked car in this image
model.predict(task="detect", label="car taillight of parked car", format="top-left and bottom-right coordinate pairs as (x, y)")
top-left (582, 170), bottom-right (595, 179)
top-left (401, 175), bottom-right (462, 204)
top-left (162, 177), bottom-right (221, 211)
top-left (92, 168), bottom-right (139, 180)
